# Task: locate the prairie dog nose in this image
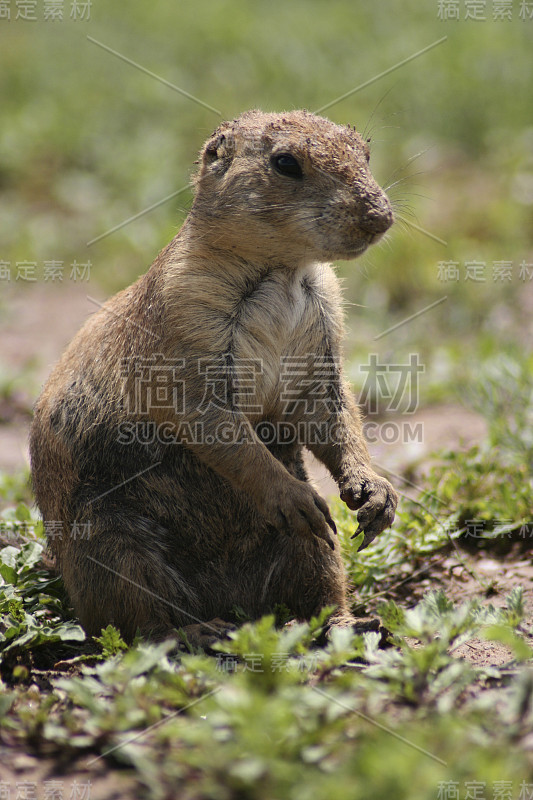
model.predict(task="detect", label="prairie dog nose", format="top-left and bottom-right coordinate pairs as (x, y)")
top-left (360, 197), bottom-right (394, 235)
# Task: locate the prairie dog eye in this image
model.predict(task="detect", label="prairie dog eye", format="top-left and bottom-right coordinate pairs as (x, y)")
top-left (272, 153), bottom-right (303, 179)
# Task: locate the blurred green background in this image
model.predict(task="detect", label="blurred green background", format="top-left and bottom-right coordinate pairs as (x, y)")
top-left (1, 0), bottom-right (532, 412)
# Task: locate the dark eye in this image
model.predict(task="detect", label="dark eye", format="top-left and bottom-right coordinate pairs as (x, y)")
top-left (272, 153), bottom-right (303, 179)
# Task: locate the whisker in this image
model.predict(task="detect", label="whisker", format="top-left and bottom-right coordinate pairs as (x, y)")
top-left (382, 148), bottom-right (433, 189)
top-left (362, 84), bottom-right (399, 141)
top-left (384, 168), bottom-right (430, 192)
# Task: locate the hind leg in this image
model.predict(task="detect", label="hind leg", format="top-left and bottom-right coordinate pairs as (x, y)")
top-left (237, 525), bottom-right (354, 626)
top-left (56, 507), bottom-right (204, 643)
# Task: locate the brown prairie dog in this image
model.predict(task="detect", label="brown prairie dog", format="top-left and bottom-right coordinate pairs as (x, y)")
top-left (29, 109), bottom-right (397, 643)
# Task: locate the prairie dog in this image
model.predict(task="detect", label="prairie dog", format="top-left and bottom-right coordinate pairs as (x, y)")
top-left (29, 109), bottom-right (397, 642)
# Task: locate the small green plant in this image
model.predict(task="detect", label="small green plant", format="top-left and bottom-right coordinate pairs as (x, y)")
top-left (94, 625), bottom-right (129, 659)
top-left (426, 445), bottom-right (532, 534)
top-left (0, 540), bottom-right (84, 658)
top-left (364, 589), bottom-right (531, 708)
top-left (336, 495), bottom-right (461, 599)
top-left (0, 594), bottom-right (527, 800)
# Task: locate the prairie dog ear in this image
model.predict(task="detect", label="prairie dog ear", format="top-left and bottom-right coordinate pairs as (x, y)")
top-left (193, 125), bottom-right (235, 187)
top-left (201, 130), bottom-right (234, 168)
top-left (203, 133), bottom-right (226, 163)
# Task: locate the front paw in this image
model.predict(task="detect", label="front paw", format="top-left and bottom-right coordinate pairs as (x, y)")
top-left (340, 471), bottom-right (397, 550)
top-left (263, 479), bottom-right (337, 550)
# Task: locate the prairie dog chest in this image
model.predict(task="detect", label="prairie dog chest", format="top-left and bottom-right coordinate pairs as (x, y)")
top-left (236, 266), bottom-right (319, 357)
top-left (233, 265), bottom-right (341, 418)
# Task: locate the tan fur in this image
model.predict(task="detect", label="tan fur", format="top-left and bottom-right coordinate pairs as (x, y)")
top-left (30, 110), bottom-right (397, 643)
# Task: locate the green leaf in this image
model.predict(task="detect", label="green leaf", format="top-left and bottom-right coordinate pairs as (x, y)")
top-left (0, 564), bottom-right (18, 585)
top-left (377, 600), bottom-right (406, 633)
top-left (17, 541), bottom-right (44, 570)
top-left (0, 547), bottom-right (20, 569)
top-left (15, 503), bottom-right (32, 522)
top-left (505, 587), bottom-right (525, 627)
top-left (56, 623), bottom-right (86, 642)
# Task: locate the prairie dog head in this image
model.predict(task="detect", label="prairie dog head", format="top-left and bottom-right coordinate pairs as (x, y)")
top-left (191, 109), bottom-right (393, 265)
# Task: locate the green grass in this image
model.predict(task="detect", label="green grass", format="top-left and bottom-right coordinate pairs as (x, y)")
top-left (0, 538), bottom-right (531, 799)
